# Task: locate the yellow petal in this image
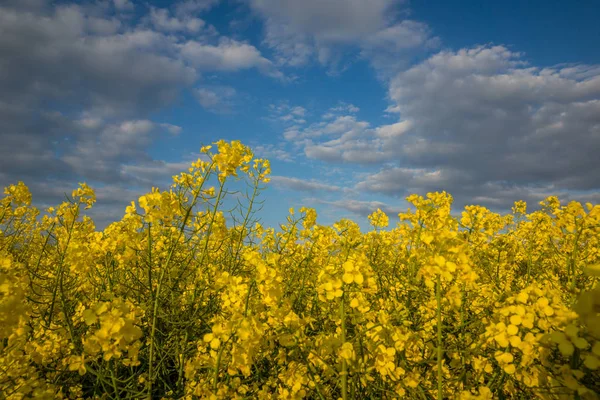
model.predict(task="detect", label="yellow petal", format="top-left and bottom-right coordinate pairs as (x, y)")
top-left (342, 273), bottom-right (354, 284)
top-left (507, 325), bottom-right (519, 336)
top-left (354, 273), bottom-right (364, 285)
top-left (559, 341), bottom-right (575, 356)
top-left (82, 309), bottom-right (97, 326)
top-left (503, 364), bottom-right (516, 374)
top-left (210, 338), bottom-right (221, 349)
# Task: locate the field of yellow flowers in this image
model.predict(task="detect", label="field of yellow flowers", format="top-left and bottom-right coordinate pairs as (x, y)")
top-left (1, 140), bottom-right (599, 399)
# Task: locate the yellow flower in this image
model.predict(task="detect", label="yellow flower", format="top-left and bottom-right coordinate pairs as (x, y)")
top-left (506, 325), bottom-right (519, 336)
top-left (68, 355), bottom-right (87, 376)
top-left (512, 200), bottom-right (527, 214)
top-left (573, 337), bottom-right (588, 350)
top-left (368, 208), bottom-right (389, 228)
top-left (495, 352), bottom-right (514, 364)
top-left (508, 336), bottom-right (521, 347)
top-left (404, 374), bottom-right (420, 388)
top-left (516, 292), bottom-right (529, 304)
top-left (584, 355), bottom-right (600, 370)
top-left (421, 233), bottom-right (434, 245)
top-left (82, 309), bottom-right (97, 325)
top-left (203, 333), bottom-right (221, 349)
top-left (592, 342), bottom-right (600, 356)
top-left (558, 341), bottom-right (575, 356)
top-left (375, 345), bottom-right (397, 378)
top-left (509, 315), bottom-right (522, 326)
top-left (542, 306), bottom-right (554, 316)
top-left (342, 261), bottom-right (364, 285)
top-left (339, 342), bottom-right (355, 361)
top-left (125, 201), bottom-right (136, 215)
top-left (503, 364), bottom-right (516, 374)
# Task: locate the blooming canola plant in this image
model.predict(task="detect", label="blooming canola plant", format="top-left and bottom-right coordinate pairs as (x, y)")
top-left (1, 140), bottom-right (599, 399)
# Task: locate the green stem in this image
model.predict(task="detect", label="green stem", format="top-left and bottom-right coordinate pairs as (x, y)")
top-left (213, 345), bottom-right (225, 394)
top-left (340, 293), bottom-right (348, 400)
top-left (147, 189), bottom-right (201, 399)
top-left (436, 274), bottom-right (443, 400)
top-left (147, 223), bottom-right (153, 299)
top-left (569, 217), bottom-right (582, 291)
top-left (110, 360), bottom-right (121, 399)
top-left (232, 178), bottom-right (259, 271)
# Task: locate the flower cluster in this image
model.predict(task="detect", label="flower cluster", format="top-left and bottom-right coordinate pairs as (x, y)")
top-left (1, 140), bottom-right (599, 399)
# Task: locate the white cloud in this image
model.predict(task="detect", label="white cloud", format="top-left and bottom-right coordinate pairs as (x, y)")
top-left (252, 144), bottom-right (294, 162)
top-left (384, 104), bottom-right (401, 114)
top-left (276, 45), bottom-right (600, 213)
top-left (355, 167), bottom-right (458, 195)
top-left (160, 123), bottom-right (182, 135)
top-left (194, 88), bottom-right (220, 108)
top-left (113, 0), bottom-right (134, 11)
top-left (61, 119), bottom-right (182, 184)
top-left (249, 0), bottom-right (397, 41)
top-left (330, 102), bottom-right (360, 113)
top-left (313, 198), bottom-right (402, 218)
top-left (290, 106), bottom-right (306, 117)
top-left (351, 45), bottom-right (600, 209)
top-left (1, 0), bottom-right (48, 11)
top-left (362, 21), bottom-right (435, 52)
top-left (262, 21), bottom-right (314, 67)
top-left (0, 0), bottom-right (286, 230)
top-left (248, 0), bottom-right (437, 73)
top-left (181, 38), bottom-right (283, 78)
top-left (270, 176), bottom-right (342, 192)
top-left (87, 17), bottom-right (122, 35)
top-left (281, 114), bottom-right (404, 164)
top-left (175, 0), bottom-right (220, 16)
top-left (0, 2), bottom-right (200, 194)
top-left (0, 3), bottom-right (201, 117)
top-left (150, 7), bottom-right (206, 33)
top-left (193, 85), bottom-right (237, 113)
top-left (120, 160), bottom-right (191, 186)
top-left (267, 102), bottom-right (309, 126)
top-left (360, 20), bottom-right (440, 76)
top-left (297, 115), bottom-right (369, 139)
top-left (375, 120), bottom-right (412, 139)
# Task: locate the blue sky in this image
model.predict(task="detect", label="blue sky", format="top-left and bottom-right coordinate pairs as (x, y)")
top-left (1, 0), bottom-right (599, 231)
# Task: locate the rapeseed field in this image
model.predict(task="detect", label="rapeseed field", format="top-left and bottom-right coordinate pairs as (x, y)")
top-left (1, 141), bottom-right (599, 399)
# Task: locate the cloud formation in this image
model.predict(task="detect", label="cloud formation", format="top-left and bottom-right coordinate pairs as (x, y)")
top-left (275, 44), bottom-right (600, 212)
top-left (252, 144), bottom-right (295, 162)
top-left (149, 7), bottom-right (206, 33)
top-left (360, 46), bottom-right (600, 209)
top-left (194, 85), bottom-right (238, 113)
top-left (270, 176), bottom-right (342, 192)
top-left (282, 113), bottom-right (401, 164)
top-left (310, 198), bottom-right (403, 218)
top-left (2, 0), bottom-right (599, 231)
top-left (248, 0), bottom-right (437, 72)
top-left (181, 38), bottom-right (284, 78)
top-left (249, 0), bottom-right (397, 41)
top-left (0, 0), bottom-right (280, 228)
top-left (267, 103), bottom-right (308, 126)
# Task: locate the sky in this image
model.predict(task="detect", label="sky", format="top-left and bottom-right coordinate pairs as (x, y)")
top-left (1, 0), bottom-right (600, 231)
